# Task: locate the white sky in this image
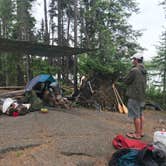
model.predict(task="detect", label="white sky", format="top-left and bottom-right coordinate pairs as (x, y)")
top-left (129, 0), bottom-right (166, 61)
top-left (33, 0), bottom-right (166, 61)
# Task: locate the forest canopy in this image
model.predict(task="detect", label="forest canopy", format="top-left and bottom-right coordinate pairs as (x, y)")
top-left (0, 0), bottom-right (142, 84)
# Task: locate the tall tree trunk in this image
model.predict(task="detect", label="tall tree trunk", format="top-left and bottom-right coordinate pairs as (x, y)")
top-left (80, 7), bottom-right (85, 48)
top-left (50, 18), bottom-right (54, 45)
top-left (61, 15), bottom-right (65, 81)
top-left (4, 54), bottom-right (9, 86)
top-left (73, 0), bottom-right (78, 93)
top-left (67, 17), bottom-right (70, 43)
top-left (26, 55), bottom-right (31, 82)
top-left (84, 1), bottom-right (90, 48)
top-left (44, 0), bottom-right (49, 44)
top-left (57, 0), bottom-right (63, 80)
top-left (58, 0), bottom-right (62, 45)
top-left (65, 17), bottom-right (71, 82)
top-left (163, 53), bottom-right (166, 105)
top-left (17, 64), bottom-right (24, 85)
top-left (0, 20), bottom-right (1, 37)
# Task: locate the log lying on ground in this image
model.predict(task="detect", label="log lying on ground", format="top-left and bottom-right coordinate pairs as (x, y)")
top-left (0, 90), bottom-right (25, 98)
top-left (0, 86), bottom-right (24, 90)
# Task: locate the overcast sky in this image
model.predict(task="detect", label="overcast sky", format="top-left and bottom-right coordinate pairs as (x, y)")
top-left (129, 0), bottom-right (166, 60)
top-left (34, 0), bottom-right (166, 61)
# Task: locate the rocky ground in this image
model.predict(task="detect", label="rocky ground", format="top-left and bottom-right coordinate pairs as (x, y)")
top-left (0, 107), bottom-right (165, 166)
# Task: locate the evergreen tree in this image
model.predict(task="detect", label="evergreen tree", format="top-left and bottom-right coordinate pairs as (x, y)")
top-left (12, 0), bottom-right (37, 82)
top-left (0, 0), bottom-right (15, 85)
top-left (48, 0), bottom-right (75, 82)
top-left (78, 0), bottom-right (142, 80)
top-left (149, 0), bottom-right (166, 108)
top-left (44, 0), bottom-right (49, 44)
top-left (0, 0), bottom-right (142, 86)
top-left (153, 31), bottom-right (166, 107)
top-left (13, 0), bottom-right (36, 40)
top-left (0, 0), bottom-right (14, 38)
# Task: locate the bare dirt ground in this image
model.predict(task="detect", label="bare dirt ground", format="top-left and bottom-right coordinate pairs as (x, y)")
top-left (0, 106), bottom-right (165, 166)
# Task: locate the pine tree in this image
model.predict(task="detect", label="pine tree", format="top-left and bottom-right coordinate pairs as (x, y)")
top-left (44, 0), bottom-right (49, 44)
top-left (78, 0), bottom-right (141, 79)
top-left (0, 0), bottom-right (14, 38)
top-left (13, 0), bottom-right (37, 82)
top-left (0, 0), bottom-right (14, 85)
top-left (153, 30), bottom-right (166, 107)
top-left (13, 0), bottom-right (36, 41)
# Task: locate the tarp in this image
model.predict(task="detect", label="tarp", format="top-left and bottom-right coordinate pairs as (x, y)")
top-left (0, 38), bottom-right (95, 57)
top-left (25, 74), bottom-right (56, 91)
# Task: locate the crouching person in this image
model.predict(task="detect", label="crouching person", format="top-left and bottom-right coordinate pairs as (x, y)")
top-left (42, 89), bottom-right (56, 107)
top-left (44, 82), bottom-right (71, 109)
top-left (42, 89), bottom-right (71, 109)
top-left (23, 90), bottom-right (43, 111)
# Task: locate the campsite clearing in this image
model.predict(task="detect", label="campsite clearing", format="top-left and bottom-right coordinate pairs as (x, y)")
top-left (0, 106), bottom-right (165, 166)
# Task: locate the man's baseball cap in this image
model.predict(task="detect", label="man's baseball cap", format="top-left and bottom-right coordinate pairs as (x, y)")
top-left (131, 53), bottom-right (143, 60)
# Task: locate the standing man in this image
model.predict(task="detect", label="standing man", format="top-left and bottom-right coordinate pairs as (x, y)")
top-left (125, 53), bottom-right (147, 139)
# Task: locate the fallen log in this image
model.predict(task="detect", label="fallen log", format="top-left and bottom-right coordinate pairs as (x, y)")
top-left (0, 90), bottom-right (25, 98)
top-left (0, 86), bottom-right (24, 90)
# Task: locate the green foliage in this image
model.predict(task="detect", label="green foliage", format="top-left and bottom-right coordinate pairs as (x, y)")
top-left (146, 86), bottom-right (162, 101)
top-left (79, 54), bottom-right (114, 75)
top-left (12, 0), bottom-right (36, 40)
top-left (31, 57), bottom-right (59, 76)
top-left (0, 0), bottom-right (37, 86)
top-left (146, 86), bottom-right (166, 109)
top-left (0, 53), bottom-right (24, 85)
top-left (0, 0), bottom-right (14, 37)
top-left (0, 0), bottom-right (142, 87)
top-left (151, 30), bottom-right (166, 107)
top-left (78, 0), bottom-right (142, 79)
top-left (78, 53), bottom-right (130, 80)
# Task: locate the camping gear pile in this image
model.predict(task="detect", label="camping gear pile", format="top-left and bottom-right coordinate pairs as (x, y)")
top-left (1, 98), bottom-right (30, 116)
top-left (109, 134), bottom-right (166, 166)
top-left (24, 74), bottom-right (71, 109)
top-left (0, 74), bottom-right (71, 116)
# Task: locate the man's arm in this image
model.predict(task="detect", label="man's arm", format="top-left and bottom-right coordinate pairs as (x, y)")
top-left (124, 69), bottom-right (136, 85)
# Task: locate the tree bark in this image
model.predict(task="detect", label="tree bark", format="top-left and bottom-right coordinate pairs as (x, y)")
top-left (163, 52), bottom-right (166, 105)
top-left (44, 0), bottom-right (49, 44)
top-left (57, 0), bottom-right (63, 80)
top-left (73, 0), bottom-right (78, 93)
top-left (26, 55), bottom-right (31, 82)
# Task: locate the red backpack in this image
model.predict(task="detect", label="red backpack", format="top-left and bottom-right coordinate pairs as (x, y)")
top-left (112, 134), bottom-right (148, 150)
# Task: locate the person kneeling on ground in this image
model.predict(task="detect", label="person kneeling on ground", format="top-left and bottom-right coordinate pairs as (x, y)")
top-left (43, 82), bottom-right (71, 109)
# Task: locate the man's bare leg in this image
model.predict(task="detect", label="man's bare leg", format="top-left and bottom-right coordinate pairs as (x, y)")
top-left (140, 115), bottom-right (144, 136)
top-left (134, 118), bottom-right (141, 137)
top-left (126, 118), bottom-right (141, 139)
